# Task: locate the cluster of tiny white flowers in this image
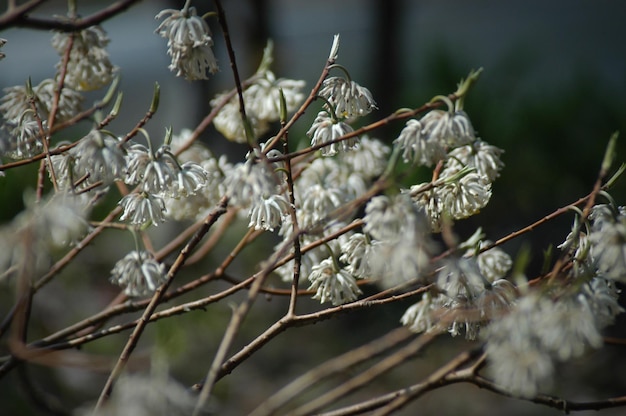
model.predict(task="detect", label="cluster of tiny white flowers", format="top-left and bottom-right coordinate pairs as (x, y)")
top-left (271, 133), bottom-right (389, 289)
top-left (162, 129), bottom-right (232, 221)
top-left (475, 200), bottom-right (626, 399)
top-left (483, 280), bottom-right (621, 398)
top-left (155, 5), bottom-right (219, 80)
top-left (307, 257), bottom-right (363, 305)
top-left (110, 250), bottom-right (167, 297)
top-left (51, 26), bottom-right (117, 91)
top-left (0, 192), bottom-right (90, 275)
top-left (63, 130), bottom-right (126, 188)
top-left (445, 139), bottom-right (505, 181)
top-left (307, 111), bottom-right (357, 156)
top-left (120, 132), bottom-right (208, 227)
top-left (318, 76), bottom-right (377, 119)
top-left (0, 79), bottom-right (83, 159)
top-left (401, 229), bottom-right (515, 340)
top-left (119, 192), bottom-right (167, 226)
top-left (588, 205), bottom-right (626, 281)
top-left (211, 69), bottom-right (305, 144)
top-left (362, 194), bottom-right (437, 288)
top-left (303, 42), bottom-right (376, 157)
top-left (224, 154), bottom-right (278, 210)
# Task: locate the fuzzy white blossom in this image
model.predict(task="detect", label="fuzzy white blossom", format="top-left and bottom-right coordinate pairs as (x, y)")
top-left (339, 135), bottom-right (390, 179)
top-left (224, 158), bottom-right (278, 209)
top-left (170, 161), bottom-right (208, 197)
top-left (580, 277), bottom-right (623, 328)
top-left (2, 111), bottom-right (44, 159)
top-left (485, 288), bottom-right (611, 398)
top-left (119, 192), bottom-right (167, 226)
top-left (470, 241), bottom-right (513, 282)
top-left (437, 170), bottom-right (492, 220)
top-left (401, 292), bottom-right (447, 334)
top-left (0, 78), bottom-right (82, 124)
top-left (51, 26), bottom-right (116, 91)
top-left (394, 119), bottom-right (446, 167)
top-left (86, 374), bottom-right (199, 416)
top-left (110, 250), bottom-right (167, 297)
top-left (445, 139), bottom-right (504, 181)
top-left (210, 92), bottom-right (269, 144)
top-left (318, 76), bottom-right (377, 118)
top-left (484, 294), bottom-right (556, 398)
top-left (363, 194), bottom-right (424, 241)
top-left (244, 70), bottom-right (306, 121)
top-left (307, 110), bottom-right (357, 156)
top-left (308, 257), bottom-right (362, 305)
top-left (436, 257), bottom-right (487, 298)
top-left (155, 6), bottom-right (218, 80)
top-left (339, 232), bottom-right (375, 279)
top-left (420, 109), bottom-right (475, 148)
top-left (73, 130), bottom-right (125, 184)
top-left (589, 207), bottom-right (626, 281)
top-left (248, 193), bottom-right (290, 231)
top-left (34, 79), bottom-right (83, 123)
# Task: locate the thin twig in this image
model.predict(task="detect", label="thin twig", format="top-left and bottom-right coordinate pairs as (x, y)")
top-left (250, 327), bottom-right (414, 416)
top-left (0, 0), bottom-right (142, 31)
top-left (287, 333), bottom-right (437, 416)
top-left (93, 198), bottom-right (228, 411)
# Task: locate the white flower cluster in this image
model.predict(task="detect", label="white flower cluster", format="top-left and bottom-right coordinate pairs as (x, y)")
top-left (270, 137), bottom-right (390, 304)
top-left (51, 26), bottom-right (117, 91)
top-left (484, 281), bottom-right (621, 398)
top-left (110, 250), bottom-right (167, 297)
top-left (85, 373), bottom-right (199, 416)
top-left (401, 234), bottom-right (515, 339)
top-left (0, 79), bottom-right (83, 159)
top-left (162, 129), bottom-right (232, 221)
top-left (211, 70), bottom-right (306, 144)
top-left (392, 103), bottom-right (503, 231)
top-left (51, 130), bottom-right (126, 194)
top-left (120, 132), bottom-right (208, 227)
top-left (306, 66), bottom-right (377, 156)
top-left (1, 25), bottom-right (117, 160)
top-left (0, 192), bottom-right (90, 275)
top-left (155, 5), bottom-right (219, 80)
top-left (479, 203), bottom-right (626, 398)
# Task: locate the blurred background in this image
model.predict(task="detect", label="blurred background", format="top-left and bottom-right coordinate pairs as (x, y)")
top-left (1, 0), bottom-right (626, 414)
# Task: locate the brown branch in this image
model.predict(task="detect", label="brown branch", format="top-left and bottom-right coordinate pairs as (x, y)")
top-left (94, 197), bottom-right (229, 410)
top-left (250, 327), bottom-right (415, 416)
top-left (0, 0), bottom-right (143, 31)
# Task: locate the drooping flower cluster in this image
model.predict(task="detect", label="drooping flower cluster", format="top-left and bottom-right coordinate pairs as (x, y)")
top-left (272, 135), bottom-right (390, 302)
top-left (306, 56), bottom-right (377, 156)
top-left (51, 129), bottom-right (126, 193)
top-left (86, 373), bottom-right (200, 416)
top-left (51, 25), bottom-right (117, 91)
top-left (0, 192), bottom-right (90, 276)
top-left (162, 129), bottom-right (232, 221)
top-left (120, 131), bottom-right (208, 227)
top-left (401, 231), bottom-right (515, 339)
top-left (155, 5), bottom-right (219, 80)
top-left (109, 250), bottom-right (167, 297)
top-left (0, 79), bottom-right (83, 159)
top-left (479, 202), bottom-right (626, 398)
top-left (211, 69), bottom-right (306, 143)
top-left (484, 281), bottom-right (621, 398)
top-left (398, 108), bottom-right (499, 231)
